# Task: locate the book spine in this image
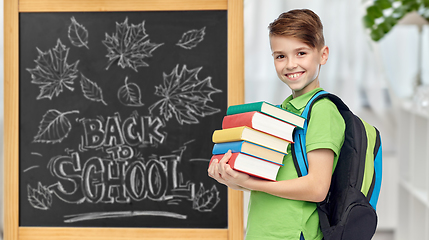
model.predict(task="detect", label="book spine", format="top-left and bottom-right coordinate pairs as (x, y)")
top-left (212, 141), bottom-right (244, 154)
top-left (222, 112), bottom-right (255, 129)
top-left (212, 141), bottom-right (284, 165)
top-left (210, 154), bottom-right (226, 165)
top-left (212, 127), bottom-right (244, 143)
top-left (225, 152), bottom-right (239, 165)
top-left (210, 153), bottom-right (239, 166)
top-left (226, 102), bottom-right (263, 115)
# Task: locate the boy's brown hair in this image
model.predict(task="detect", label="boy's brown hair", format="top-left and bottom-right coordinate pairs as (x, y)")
top-left (268, 9), bottom-right (325, 50)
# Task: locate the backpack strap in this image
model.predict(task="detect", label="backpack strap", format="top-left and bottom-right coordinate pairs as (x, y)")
top-left (291, 90), bottom-right (349, 177)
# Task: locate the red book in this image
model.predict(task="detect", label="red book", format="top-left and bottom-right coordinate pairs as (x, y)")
top-left (222, 111), bottom-right (296, 142)
top-left (210, 152), bottom-right (280, 181)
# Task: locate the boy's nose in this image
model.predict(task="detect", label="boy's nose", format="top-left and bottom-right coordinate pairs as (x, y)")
top-left (286, 58), bottom-right (297, 70)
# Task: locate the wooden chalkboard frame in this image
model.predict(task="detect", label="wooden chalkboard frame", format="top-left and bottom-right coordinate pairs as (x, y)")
top-left (4, 0), bottom-right (244, 239)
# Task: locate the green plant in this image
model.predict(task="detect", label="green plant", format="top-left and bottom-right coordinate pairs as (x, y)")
top-left (363, 0), bottom-right (429, 41)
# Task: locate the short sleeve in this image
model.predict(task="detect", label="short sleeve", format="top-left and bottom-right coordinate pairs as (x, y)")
top-left (305, 98), bottom-right (345, 156)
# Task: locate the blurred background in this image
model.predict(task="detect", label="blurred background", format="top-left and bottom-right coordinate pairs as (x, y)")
top-left (2, 0), bottom-right (429, 239)
top-left (243, 0), bottom-right (429, 239)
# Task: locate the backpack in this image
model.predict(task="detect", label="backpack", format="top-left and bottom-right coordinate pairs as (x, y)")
top-left (291, 90), bottom-right (382, 240)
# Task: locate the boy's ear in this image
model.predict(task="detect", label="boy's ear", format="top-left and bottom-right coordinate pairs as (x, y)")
top-left (319, 46), bottom-right (329, 65)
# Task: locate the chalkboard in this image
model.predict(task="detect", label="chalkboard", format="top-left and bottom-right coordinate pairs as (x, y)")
top-left (19, 10), bottom-right (228, 228)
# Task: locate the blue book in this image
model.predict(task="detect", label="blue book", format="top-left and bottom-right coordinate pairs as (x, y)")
top-left (212, 141), bottom-right (285, 166)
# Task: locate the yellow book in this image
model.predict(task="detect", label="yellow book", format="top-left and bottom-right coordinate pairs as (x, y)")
top-left (212, 126), bottom-right (290, 154)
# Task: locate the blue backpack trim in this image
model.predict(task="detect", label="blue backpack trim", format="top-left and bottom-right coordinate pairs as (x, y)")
top-left (370, 133), bottom-right (382, 209)
top-left (291, 90), bottom-right (328, 177)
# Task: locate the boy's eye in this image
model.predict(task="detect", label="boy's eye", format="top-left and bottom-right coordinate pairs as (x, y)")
top-left (275, 54), bottom-right (285, 59)
top-left (297, 52), bottom-right (306, 56)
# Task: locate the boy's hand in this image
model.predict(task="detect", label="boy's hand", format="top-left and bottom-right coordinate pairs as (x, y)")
top-left (217, 152), bottom-right (251, 186)
top-left (208, 150), bottom-right (250, 190)
top-left (208, 150), bottom-right (251, 190)
top-left (208, 150), bottom-right (233, 185)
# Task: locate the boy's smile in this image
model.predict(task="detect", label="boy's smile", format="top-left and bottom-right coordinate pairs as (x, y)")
top-left (286, 71), bottom-right (304, 80)
top-left (270, 35), bottom-right (329, 97)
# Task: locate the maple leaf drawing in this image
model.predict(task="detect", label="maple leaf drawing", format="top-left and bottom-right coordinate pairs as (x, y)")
top-left (33, 109), bottom-right (80, 144)
top-left (149, 64), bottom-right (222, 125)
top-left (102, 18), bottom-right (164, 72)
top-left (26, 39), bottom-right (80, 100)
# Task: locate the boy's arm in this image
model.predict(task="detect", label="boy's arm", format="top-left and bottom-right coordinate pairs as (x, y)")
top-left (220, 148), bottom-right (334, 202)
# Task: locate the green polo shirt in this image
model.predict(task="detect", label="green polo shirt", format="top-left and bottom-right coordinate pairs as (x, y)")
top-left (245, 88), bottom-right (345, 240)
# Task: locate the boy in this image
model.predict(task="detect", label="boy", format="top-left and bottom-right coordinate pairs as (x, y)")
top-left (208, 9), bottom-right (345, 240)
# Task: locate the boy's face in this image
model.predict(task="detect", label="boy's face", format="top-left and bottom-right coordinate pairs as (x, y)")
top-left (270, 35), bottom-right (329, 98)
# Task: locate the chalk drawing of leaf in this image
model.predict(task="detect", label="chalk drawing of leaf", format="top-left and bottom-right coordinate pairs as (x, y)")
top-left (193, 184), bottom-right (220, 212)
top-left (176, 27), bottom-right (206, 50)
top-left (80, 73), bottom-right (107, 105)
top-left (149, 64), bottom-right (222, 125)
top-left (118, 76), bottom-right (144, 107)
top-left (33, 109), bottom-right (79, 144)
top-left (68, 16), bottom-right (89, 49)
top-left (26, 39), bottom-right (80, 100)
top-left (27, 182), bottom-right (53, 210)
top-left (102, 17), bottom-right (164, 72)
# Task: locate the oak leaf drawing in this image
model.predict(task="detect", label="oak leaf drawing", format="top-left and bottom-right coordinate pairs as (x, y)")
top-left (102, 18), bottom-right (164, 72)
top-left (26, 39), bottom-right (80, 100)
top-left (117, 76), bottom-right (144, 107)
top-left (68, 16), bottom-right (89, 49)
top-left (80, 73), bottom-right (107, 105)
top-left (27, 182), bottom-right (53, 210)
top-left (149, 64), bottom-right (222, 125)
top-left (176, 27), bottom-right (206, 49)
top-left (193, 184), bottom-right (220, 212)
top-left (33, 109), bottom-right (79, 144)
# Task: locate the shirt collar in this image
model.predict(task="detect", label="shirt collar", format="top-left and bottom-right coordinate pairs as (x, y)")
top-left (280, 88), bottom-right (324, 115)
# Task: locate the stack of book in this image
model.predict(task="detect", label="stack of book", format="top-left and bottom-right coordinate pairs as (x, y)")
top-left (211, 101), bottom-right (305, 181)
